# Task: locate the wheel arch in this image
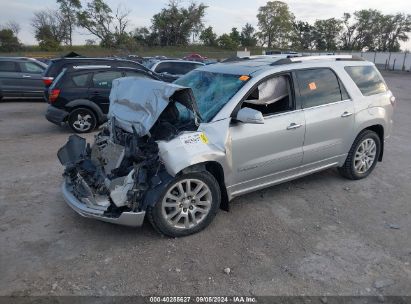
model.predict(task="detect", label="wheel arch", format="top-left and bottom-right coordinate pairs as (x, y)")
top-left (361, 124), bottom-right (384, 161)
top-left (180, 161), bottom-right (229, 211)
top-left (65, 99), bottom-right (106, 123)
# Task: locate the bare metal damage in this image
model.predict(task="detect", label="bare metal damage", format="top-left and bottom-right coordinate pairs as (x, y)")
top-left (58, 78), bottom-right (232, 227)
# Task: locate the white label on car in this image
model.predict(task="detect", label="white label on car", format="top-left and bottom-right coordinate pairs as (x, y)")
top-left (179, 132), bottom-right (209, 153)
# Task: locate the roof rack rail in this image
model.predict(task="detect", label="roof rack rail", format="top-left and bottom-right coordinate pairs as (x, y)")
top-left (72, 65), bottom-right (111, 69)
top-left (270, 54), bottom-right (364, 66)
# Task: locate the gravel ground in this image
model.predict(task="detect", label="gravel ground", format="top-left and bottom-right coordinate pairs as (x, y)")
top-left (0, 71), bottom-right (410, 296)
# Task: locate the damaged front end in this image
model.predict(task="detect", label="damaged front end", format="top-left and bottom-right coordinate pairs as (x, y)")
top-left (58, 78), bottom-right (200, 227)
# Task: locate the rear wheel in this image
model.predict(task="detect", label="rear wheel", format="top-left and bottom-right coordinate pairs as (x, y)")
top-left (147, 172), bottom-right (221, 237)
top-left (338, 130), bottom-right (381, 180)
top-left (68, 108), bottom-right (97, 133)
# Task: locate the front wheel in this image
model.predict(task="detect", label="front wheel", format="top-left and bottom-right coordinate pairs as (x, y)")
top-left (147, 172), bottom-right (221, 237)
top-left (68, 108), bottom-right (97, 133)
top-left (338, 130), bottom-right (381, 180)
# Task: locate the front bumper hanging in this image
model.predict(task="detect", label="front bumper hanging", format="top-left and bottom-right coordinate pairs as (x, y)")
top-left (62, 179), bottom-right (146, 227)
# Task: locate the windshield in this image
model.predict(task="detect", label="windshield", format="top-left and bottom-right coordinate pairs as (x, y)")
top-left (174, 70), bottom-right (249, 122)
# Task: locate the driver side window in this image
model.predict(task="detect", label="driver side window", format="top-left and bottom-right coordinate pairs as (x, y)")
top-left (242, 74), bottom-right (294, 116)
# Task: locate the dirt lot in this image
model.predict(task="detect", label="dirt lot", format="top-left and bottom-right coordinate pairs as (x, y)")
top-left (0, 71), bottom-right (410, 297)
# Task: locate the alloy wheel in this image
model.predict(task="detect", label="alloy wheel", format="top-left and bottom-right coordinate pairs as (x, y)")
top-left (161, 179), bottom-right (212, 230)
top-left (354, 138), bottom-right (377, 174)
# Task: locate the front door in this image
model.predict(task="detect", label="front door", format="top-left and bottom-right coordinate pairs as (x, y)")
top-left (18, 61), bottom-right (45, 98)
top-left (228, 73), bottom-right (306, 195)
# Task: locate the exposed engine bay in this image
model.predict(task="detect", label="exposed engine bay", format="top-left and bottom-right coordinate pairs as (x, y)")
top-left (58, 78), bottom-right (202, 226)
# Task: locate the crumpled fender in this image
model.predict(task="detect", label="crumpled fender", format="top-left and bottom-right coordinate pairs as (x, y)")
top-left (157, 118), bottom-right (232, 179)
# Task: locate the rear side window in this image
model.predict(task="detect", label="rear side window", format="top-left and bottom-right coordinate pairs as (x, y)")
top-left (345, 66), bottom-right (387, 96)
top-left (155, 62), bottom-right (173, 74)
top-left (72, 73), bottom-right (90, 87)
top-left (124, 71), bottom-right (150, 78)
top-left (155, 62), bottom-right (201, 75)
top-left (296, 68), bottom-right (347, 108)
top-left (20, 62), bottom-right (44, 74)
top-left (0, 61), bottom-right (19, 72)
top-left (92, 71), bottom-right (122, 89)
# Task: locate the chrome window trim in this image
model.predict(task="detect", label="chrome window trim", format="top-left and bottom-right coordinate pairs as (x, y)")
top-left (302, 98), bottom-right (352, 111)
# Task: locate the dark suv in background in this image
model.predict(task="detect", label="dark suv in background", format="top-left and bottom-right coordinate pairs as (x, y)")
top-left (146, 60), bottom-right (204, 82)
top-left (45, 66), bottom-right (159, 133)
top-left (0, 57), bottom-right (47, 100)
top-left (42, 57), bottom-right (156, 91)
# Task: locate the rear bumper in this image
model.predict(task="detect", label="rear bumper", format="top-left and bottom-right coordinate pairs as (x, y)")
top-left (61, 180), bottom-right (146, 227)
top-left (46, 105), bottom-right (69, 126)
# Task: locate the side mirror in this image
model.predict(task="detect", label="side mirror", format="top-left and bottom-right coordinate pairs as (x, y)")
top-left (235, 107), bottom-right (264, 124)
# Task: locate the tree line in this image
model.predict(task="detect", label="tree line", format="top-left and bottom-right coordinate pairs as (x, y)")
top-left (0, 0), bottom-right (410, 52)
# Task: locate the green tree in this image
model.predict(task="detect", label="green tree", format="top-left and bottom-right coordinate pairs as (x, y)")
top-left (257, 1), bottom-right (295, 48)
top-left (340, 13), bottom-right (357, 50)
top-left (132, 26), bottom-right (151, 46)
top-left (151, 0), bottom-right (207, 46)
top-left (199, 26), bottom-right (217, 46)
top-left (32, 10), bottom-right (67, 50)
top-left (379, 13), bottom-right (411, 51)
top-left (229, 27), bottom-right (241, 47)
top-left (0, 29), bottom-right (21, 52)
top-left (240, 23), bottom-right (257, 47)
top-left (77, 0), bottom-right (131, 48)
top-left (340, 9), bottom-right (411, 51)
top-left (292, 21), bottom-right (315, 50)
top-left (56, 0), bottom-right (81, 46)
top-left (352, 9), bottom-right (383, 51)
top-left (313, 18), bottom-right (343, 51)
top-left (217, 33), bottom-right (237, 49)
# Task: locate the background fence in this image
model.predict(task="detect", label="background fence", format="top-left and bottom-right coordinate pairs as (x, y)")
top-left (299, 51), bottom-right (411, 71)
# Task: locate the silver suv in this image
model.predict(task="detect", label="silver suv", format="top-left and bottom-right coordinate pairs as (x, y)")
top-left (58, 55), bottom-right (395, 237)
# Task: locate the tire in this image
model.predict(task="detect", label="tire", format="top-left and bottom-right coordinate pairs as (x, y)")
top-left (68, 108), bottom-right (97, 133)
top-left (338, 130), bottom-right (381, 180)
top-left (147, 171), bottom-right (221, 237)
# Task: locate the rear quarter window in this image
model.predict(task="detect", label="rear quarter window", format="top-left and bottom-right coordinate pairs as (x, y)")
top-left (345, 66), bottom-right (387, 96)
top-left (72, 73), bottom-right (90, 87)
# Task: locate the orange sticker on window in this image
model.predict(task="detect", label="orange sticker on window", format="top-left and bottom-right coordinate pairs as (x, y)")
top-left (308, 82), bottom-right (317, 90)
top-left (239, 75), bottom-right (250, 81)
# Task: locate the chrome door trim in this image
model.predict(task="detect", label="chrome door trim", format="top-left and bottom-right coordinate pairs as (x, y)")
top-left (302, 99), bottom-right (352, 111)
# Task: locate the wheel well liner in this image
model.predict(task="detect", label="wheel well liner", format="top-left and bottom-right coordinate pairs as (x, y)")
top-left (364, 124), bottom-right (384, 161)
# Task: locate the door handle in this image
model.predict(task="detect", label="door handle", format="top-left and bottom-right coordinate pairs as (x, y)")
top-left (341, 111), bottom-right (353, 117)
top-left (22, 75), bottom-right (31, 78)
top-left (287, 123), bottom-right (302, 130)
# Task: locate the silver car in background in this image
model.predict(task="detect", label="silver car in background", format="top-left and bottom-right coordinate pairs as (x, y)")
top-left (58, 55), bottom-right (395, 237)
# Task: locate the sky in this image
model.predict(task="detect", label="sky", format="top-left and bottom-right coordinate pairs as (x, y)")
top-left (1, 0), bottom-right (411, 50)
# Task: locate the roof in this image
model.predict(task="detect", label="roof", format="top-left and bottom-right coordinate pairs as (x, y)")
top-left (198, 55), bottom-right (369, 76)
top-left (198, 57), bottom-right (283, 75)
top-left (153, 59), bottom-right (206, 65)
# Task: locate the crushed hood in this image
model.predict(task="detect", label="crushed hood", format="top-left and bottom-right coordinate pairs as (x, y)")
top-left (109, 77), bottom-right (201, 136)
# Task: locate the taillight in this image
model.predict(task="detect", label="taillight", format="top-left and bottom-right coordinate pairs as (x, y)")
top-left (48, 89), bottom-right (60, 103)
top-left (43, 77), bottom-right (54, 86)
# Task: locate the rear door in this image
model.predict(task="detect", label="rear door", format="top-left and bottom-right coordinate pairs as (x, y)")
top-left (88, 70), bottom-right (123, 114)
top-left (0, 60), bottom-right (23, 98)
top-left (295, 68), bottom-right (355, 167)
top-left (18, 61), bottom-right (46, 98)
